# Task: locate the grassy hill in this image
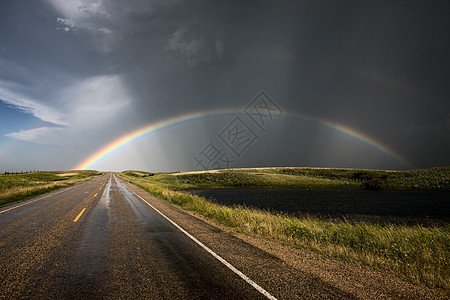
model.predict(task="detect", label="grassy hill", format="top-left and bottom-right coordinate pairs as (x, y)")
top-left (122, 166), bottom-right (450, 191)
top-left (0, 170), bottom-right (104, 207)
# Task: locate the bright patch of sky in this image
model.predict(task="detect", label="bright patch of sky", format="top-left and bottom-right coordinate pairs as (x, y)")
top-left (0, 101), bottom-right (59, 134)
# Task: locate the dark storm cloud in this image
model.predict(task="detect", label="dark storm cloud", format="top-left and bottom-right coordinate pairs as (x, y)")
top-left (1, 0), bottom-right (449, 171)
top-left (102, 0), bottom-right (450, 168)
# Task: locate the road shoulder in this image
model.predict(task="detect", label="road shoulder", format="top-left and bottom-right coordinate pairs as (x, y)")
top-left (123, 181), bottom-right (448, 299)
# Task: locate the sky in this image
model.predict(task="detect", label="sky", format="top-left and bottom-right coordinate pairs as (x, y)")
top-left (0, 0), bottom-right (449, 172)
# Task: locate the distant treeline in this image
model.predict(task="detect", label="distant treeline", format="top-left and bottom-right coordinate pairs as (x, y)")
top-left (2, 171), bottom-right (40, 175)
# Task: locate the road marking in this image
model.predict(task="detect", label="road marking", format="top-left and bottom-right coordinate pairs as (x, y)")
top-left (126, 183), bottom-right (277, 300)
top-left (94, 192), bottom-right (98, 198)
top-left (73, 208), bottom-right (86, 222)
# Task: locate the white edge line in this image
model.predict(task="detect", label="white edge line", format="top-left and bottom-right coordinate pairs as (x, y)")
top-left (0, 176), bottom-right (104, 215)
top-left (124, 181), bottom-right (277, 300)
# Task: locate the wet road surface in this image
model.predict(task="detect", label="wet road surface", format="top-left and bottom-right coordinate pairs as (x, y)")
top-left (0, 173), bottom-right (354, 299)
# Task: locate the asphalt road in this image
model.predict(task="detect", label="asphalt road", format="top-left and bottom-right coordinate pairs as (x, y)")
top-left (0, 173), bottom-right (354, 299)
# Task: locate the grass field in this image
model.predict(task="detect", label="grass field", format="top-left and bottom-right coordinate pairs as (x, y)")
top-left (121, 167), bottom-right (450, 191)
top-left (0, 170), bottom-right (104, 207)
top-left (118, 167), bottom-right (450, 289)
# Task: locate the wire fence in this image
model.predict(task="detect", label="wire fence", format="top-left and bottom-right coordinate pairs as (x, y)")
top-left (2, 171), bottom-right (40, 175)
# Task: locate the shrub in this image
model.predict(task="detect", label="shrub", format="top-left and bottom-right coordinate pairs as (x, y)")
top-left (362, 178), bottom-right (384, 190)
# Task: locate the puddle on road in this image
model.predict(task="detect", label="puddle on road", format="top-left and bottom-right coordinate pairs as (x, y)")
top-left (99, 176), bottom-right (112, 211)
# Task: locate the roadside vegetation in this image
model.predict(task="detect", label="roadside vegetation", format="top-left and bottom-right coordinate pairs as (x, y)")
top-left (121, 167), bottom-right (450, 191)
top-left (118, 167), bottom-right (450, 289)
top-left (0, 170), bottom-right (104, 207)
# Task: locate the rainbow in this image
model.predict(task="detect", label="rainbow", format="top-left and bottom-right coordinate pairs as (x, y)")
top-left (309, 117), bottom-right (414, 168)
top-left (74, 109), bottom-right (241, 170)
top-left (74, 109), bottom-right (415, 170)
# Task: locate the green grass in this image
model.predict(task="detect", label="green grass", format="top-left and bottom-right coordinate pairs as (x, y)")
top-left (118, 167), bottom-right (450, 289)
top-left (122, 166), bottom-right (450, 191)
top-left (0, 170), bottom-right (104, 206)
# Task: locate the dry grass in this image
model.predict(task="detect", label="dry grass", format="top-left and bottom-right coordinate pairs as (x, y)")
top-left (55, 172), bottom-right (78, 177)
top-left (0, 170), bottom-right (104, 206)
top-left (1, 183), bottom-right (61, 197)
top-left (173, 169), bottom-right (222, 176)
top-left (122, 166), bottom-right (450, 191)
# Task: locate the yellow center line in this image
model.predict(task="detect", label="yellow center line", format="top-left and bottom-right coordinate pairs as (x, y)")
top-left (94, 192), bottom-right (98, 198)
top-left (73, 208), bottom-right (87, 223)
